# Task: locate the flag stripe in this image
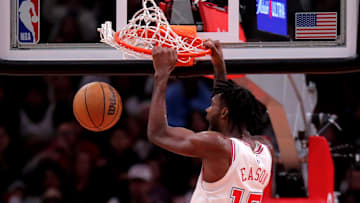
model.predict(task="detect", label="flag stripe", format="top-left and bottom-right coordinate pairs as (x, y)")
top-left (297, 32), bottom-right (336, 35)
top-left (317, 21), bottom-right (336, 23)
top-left (317, 17), bottom-right (337, 19)
top-left (317, 13), bottom-right (337, 15)
top-left (296, 28), bottom-right (337, 31)
top-left (297, 35), bottom-right (337, 37)
top-left (296, 36), bottom-right (337, 39)
top-left (316, 24), bottom-right (337, 27)
top-left (317, 19), bottom-right (337, 21)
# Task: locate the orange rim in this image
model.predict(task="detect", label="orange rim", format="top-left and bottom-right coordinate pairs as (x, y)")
top-left (114, 29), bottom-right (211, 58)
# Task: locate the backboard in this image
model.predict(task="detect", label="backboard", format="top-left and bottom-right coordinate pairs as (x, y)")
top-left (0, 0), bottom-right (359, 74)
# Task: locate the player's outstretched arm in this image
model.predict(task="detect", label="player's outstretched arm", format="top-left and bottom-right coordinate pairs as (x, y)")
top-left (147, 47), bottom-right (229, 158)
top-left (204, 40), bottom-right (227, 87)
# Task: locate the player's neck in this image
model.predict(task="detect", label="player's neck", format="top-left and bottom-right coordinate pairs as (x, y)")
top-left (221, 126), bottom-right (247, 138)
top-left (239, 131), bottom-right (258, 151)
top-left (226, 128), bottom-right (255, 146)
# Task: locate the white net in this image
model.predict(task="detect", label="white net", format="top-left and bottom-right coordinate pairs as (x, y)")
top-left (98, 0), bottom-right (208, 64)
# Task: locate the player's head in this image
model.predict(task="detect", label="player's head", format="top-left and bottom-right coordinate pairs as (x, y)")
top-left (206, 80), bottom-right (267, 136)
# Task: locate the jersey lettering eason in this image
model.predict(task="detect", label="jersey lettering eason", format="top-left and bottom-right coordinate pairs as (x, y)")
top-left (191, 137), bottom-right (272, 203)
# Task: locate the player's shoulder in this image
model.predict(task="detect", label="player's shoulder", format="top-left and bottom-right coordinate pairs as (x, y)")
top-left (193, 131), bottom-right (232, 149)
top-left (192, 131), bottom-right (232, 159)
top-left (196, 131), bottom-right (228, 141)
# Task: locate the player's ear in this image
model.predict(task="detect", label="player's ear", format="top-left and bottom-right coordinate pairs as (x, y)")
top-left (221, 107), bottom-right (228, 119)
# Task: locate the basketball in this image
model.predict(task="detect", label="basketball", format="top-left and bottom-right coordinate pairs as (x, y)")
top-left (73, 82), bottom-right (122, 132)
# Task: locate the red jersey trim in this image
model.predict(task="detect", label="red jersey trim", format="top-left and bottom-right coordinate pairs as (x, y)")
top-left (233, 141), bottom-right (236, 162)
top-left (255, 145), bottom-right (264, 154)
top-left (230, 139), bottom-right (236, 166)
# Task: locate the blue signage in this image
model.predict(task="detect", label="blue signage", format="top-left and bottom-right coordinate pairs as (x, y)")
top-left (256, 0), bottom-right (288, 36)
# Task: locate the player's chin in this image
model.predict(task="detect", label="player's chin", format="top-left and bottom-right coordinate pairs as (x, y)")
top-left (205, 115), bottom-right (210, 122)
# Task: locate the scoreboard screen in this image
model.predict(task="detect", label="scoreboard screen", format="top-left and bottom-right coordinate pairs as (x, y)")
top-left (256, 0), bottom-right (288, 36)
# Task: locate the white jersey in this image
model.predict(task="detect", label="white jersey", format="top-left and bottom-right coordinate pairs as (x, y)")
top-left (190, 137), bottom-right (272, 203)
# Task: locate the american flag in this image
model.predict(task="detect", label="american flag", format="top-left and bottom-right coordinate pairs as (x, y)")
top-left (295, 12), bottom-right (337, 40)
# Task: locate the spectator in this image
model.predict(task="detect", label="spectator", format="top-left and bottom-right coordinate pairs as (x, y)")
top-left (127, 164), bottom-right (155, 203)
top-left (22, 160), bottom-right (66, 203)
top-left (42, 188), bottom-right (63, 203)
top-left (106, 128), bottom-right (140, 172)
top-left (0, 126), bottom-right (24, 201)
top-left (46, 76), bottom-right (78, 105)
top-left (146, 156), bottom-right (171, 203)
top-left (124, 115), bottom-right (152, 161)
top-left (95, 128), bottom-right (141, 202)
top-left (67, 150), bottom-right (99, 202)
top-left (43, 0), bottom-right (98, 42)
top-left (19, 78), bottom-right (56, 158)
top-left (4, 180), bottom-right (26, 203)
top-left (22, 121), bottom-right (81, 175)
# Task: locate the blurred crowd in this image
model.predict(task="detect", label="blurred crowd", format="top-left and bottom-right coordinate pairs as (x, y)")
top-left (0, 74), bottom-right (359, 203)
top-left (40, 0), bottom-right (116, 43)
top-left (0, 76), bottom-right (213, 203)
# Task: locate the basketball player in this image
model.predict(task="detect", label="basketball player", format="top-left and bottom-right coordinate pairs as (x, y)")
top-left (19, 0), bottom-right (38, 42)
top-left (148, 40), bottom-right (272, 203)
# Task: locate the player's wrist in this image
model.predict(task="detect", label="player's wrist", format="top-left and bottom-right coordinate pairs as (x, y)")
top-left (214, 65), bottom-right (226, 74)
top-left (154, 71), bottom-right (171, 80)
top-left (212, 59), bottom-right (225, 68)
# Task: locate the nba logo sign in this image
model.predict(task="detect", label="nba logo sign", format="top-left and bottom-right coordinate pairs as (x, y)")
top-left (18, 0), bottom-right (40, 44)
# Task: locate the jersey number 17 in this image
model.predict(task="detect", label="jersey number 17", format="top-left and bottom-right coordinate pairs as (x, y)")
top-left (231, 187), bottom-right (263, 203)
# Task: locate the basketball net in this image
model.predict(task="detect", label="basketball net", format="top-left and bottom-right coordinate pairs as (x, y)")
top-left (97, 0), bottom-right (210, 66)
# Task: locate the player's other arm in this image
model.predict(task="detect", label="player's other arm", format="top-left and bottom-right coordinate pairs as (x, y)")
top-left (204, 40), bottom-right (227, 86)
top-left (147, 47), bottom-right (228, 158)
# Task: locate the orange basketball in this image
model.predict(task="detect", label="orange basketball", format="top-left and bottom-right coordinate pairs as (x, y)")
top-left (73, 82), bottom-right (122, 132)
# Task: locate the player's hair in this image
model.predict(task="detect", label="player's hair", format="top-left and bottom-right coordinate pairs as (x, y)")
top-left (212, 80), bottom-right (268, 136)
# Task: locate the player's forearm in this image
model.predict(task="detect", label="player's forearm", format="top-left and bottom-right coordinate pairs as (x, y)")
top-left (147, 74), bottom-right (170, 143)
top-left (213, 60), bottom-right (227, 87)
